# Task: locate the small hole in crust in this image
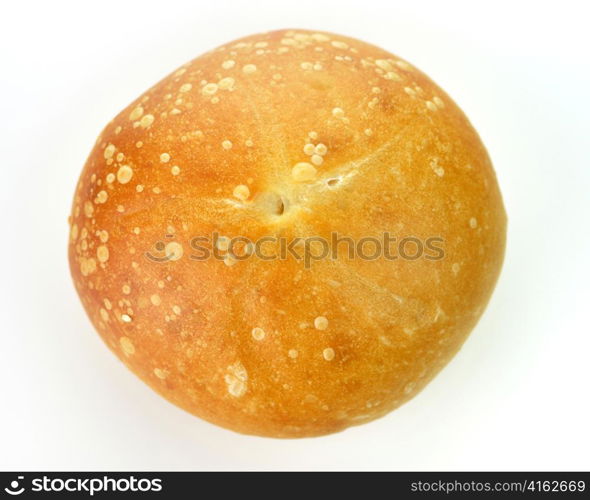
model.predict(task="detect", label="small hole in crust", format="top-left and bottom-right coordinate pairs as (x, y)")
top-left (327, 178), bottom-right (340, 187)
top-left (258, 191), bottom-right (288, 216)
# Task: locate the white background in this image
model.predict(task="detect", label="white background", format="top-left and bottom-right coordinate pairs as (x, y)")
top-left (1, 0), bottom-right (589, 471)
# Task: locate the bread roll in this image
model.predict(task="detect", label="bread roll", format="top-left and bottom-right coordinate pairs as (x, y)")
top-left (68, 29), bottom-right (506, 438)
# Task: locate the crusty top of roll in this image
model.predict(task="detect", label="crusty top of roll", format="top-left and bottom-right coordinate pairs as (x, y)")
top-left (68, 29), bottom-right (506, 437)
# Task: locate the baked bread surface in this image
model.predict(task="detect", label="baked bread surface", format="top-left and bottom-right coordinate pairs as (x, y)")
top-left (68, 29), bottom-right (506, 437)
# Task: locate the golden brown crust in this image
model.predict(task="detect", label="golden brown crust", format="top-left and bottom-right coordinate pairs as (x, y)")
top-left (68, 29), bottom-right (506, 437)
